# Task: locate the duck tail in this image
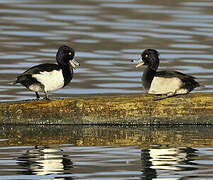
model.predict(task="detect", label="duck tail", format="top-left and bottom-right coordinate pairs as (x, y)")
top-left (12, 75), bottom-right (23, 85)
top-left (183, 77), bottom-right (200, 92)
top-left (13, 80), bottom-right (18, 85)
top-left (192, 79), bottom-right (201, 90)
top-left (7, 79), bottom-right (18, 85)
top-left (196, 82), bottom-right (205, 89)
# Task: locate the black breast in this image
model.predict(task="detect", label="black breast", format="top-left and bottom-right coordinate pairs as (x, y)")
top-left (62, 66), bottom-right (73, 87)
top-left (142, 68), bottom-right (156, 91)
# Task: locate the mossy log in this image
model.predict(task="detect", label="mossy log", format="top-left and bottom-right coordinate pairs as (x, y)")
top-left (0, 92), bottom-right (212, 125)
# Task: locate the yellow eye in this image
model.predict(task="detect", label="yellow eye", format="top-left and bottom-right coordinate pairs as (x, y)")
top-left (145, 54), bottom-right (149, 58)
top-left (69, 52), bottom-right (72, 55)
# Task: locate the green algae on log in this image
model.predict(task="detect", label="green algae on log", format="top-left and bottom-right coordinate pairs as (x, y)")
top-left (0, 92), bottom-right (212, 125)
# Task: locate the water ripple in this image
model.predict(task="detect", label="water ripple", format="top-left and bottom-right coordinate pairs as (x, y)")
top-left (0, 0), bottom-right (212, 100)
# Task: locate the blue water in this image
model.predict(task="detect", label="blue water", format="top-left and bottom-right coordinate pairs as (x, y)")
top-left (1, 145), bottom-right (213, 180)
top-left (0, 125), bottom-right (213, 179)
top-left (0, 0), bottom-right (212, 101)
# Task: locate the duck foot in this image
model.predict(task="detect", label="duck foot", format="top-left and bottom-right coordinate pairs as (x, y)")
top-left (153, 94), bottom-right (175, 101)
top-left (153, 95), bottom-right (167, 101)
top-left (43, 92), bottom-right (50, 100)
top-left (43, 96), bottom-right (51, 100)
top-left (35, 92), bottom-right (40, 100)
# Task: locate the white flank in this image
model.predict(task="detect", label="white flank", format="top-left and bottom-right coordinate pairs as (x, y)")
top-left (29, 84), bottom-right (43, 92)
top-left (148, 77), bottom-right (184, 95)
top-left (176, 88), bottom-right (188, 94)
top-left (32, 70), bottom-right (64, 92)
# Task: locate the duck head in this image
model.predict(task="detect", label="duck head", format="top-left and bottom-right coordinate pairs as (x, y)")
top-left (132, 49), bottom-right (159, 71)
top-left (56, 45), bottom-right (80, 69)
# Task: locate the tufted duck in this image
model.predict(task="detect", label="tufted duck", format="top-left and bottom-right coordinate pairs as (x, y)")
top-left (14, 45), bottom-right (80, 100)
top-left (132, 49), bottom-right (200, 100)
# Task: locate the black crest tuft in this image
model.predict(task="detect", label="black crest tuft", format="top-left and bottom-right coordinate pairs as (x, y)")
top-left (56, 45), bottom-right (75, 66)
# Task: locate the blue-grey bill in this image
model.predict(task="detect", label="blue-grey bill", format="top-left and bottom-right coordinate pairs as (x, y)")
top-left (70, 58), bottom-right (80, 69)
top-left (131, 57), bottom-right (144, 68)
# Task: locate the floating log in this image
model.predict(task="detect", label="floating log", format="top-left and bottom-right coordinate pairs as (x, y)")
top-left (0, 92), bottom-right (212, 125)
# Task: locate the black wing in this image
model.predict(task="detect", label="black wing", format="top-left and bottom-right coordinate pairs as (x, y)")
top-left (155, 70), bottom-right (200, 91)
top-left (22, 63), bottom-right (60, 75)
top-left (155, 70), bottom-right (196, 79)
top-left (14, 63), bottom-right (61, 86)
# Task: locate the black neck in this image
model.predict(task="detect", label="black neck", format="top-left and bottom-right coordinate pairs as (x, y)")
top-left (60, 64), bottom-right (73, 87)
top-left (142, 67), bottom-right (156, 91)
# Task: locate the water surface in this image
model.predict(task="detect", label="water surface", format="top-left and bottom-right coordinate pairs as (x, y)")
top-left (0, 125), bottom-right (213, 179)
top-left (0, 0), bottom-right (212, 100)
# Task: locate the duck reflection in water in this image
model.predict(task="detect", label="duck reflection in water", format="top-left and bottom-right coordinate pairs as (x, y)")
top-left (17, 146), bottom-right (73, 180)
top-left (141, 146), bottom-right (198, 180)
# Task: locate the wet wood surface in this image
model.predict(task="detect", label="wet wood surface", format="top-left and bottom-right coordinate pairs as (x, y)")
top-left (0, 92), bottom-right (212, 125)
